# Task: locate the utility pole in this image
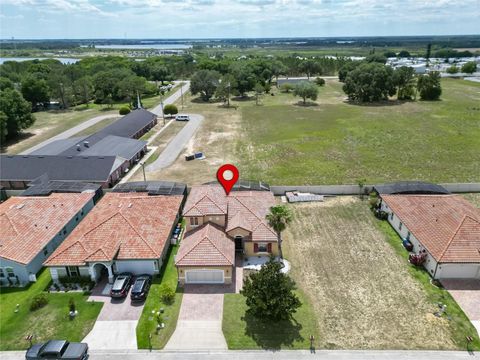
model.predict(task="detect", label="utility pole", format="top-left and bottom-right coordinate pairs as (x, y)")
top-left (180, 83), bottom-right (184, 110)
top-left (141, 162), bottom-right (146, 183)
top-left (160, 90), bottom-right (165, 126)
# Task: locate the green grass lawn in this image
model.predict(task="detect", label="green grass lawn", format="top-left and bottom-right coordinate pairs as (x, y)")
top-left (0, 269), bottom-right (103, 351)
top-left (237, 78), bottom-right (480, 185)
top-left (376, 219), bottom-right (480, 351)
top-left (136, 245), bottom-right (183, 349)
top-left (222, 289), bottom-right (319, 350)
top-left (74, 116), bottom-right (119, 137)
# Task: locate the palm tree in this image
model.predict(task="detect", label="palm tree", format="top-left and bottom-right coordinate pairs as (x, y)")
top-left (266, 205), bottom-right (293, 259)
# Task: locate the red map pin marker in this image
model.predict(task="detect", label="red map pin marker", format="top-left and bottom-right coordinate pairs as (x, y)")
top-left (217, 164), bottom-right (239, 195)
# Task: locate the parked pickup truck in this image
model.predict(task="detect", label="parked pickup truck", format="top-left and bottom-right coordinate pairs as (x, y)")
top-left (26, 340), bottom-right (88, 360)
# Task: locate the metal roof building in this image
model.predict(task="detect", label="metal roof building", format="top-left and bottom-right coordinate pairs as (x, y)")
top-left (113, 181), bottom-right (187, 196)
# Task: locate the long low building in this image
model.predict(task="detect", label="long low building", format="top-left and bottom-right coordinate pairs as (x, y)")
top-left (0, 155), bottom-right (127, 189)
top-left (44, 192), bottom-right (184, 283)
top-left (380, 194), bottom-right (480, 279)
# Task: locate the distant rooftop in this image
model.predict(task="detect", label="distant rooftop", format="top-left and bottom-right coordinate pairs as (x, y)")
top-left (113, 181), bottom-right (187, 196)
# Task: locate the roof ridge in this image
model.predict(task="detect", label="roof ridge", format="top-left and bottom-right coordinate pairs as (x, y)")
top-left (231, 196), bottom-right (263, 223)
top-left (438, 215), bottom-right (477, 261)
top-left (82, 211), bottom-right (120, 238)
top-left (175, 225), bottom-right (209, 263)
top-left (0, 213), bottom-right (19, 236)
top-left (203, 225), bottom-right (233, 264)
top-left (118, 212), bottom-right (159, 257)
top-left (45, 240), bottom-right (88, 264)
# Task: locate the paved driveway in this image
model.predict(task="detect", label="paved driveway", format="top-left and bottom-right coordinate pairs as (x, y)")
top-left (164, 285), bottom-right (228, 350)
top-left (441, 279), bottom-right (480, 336)
top-left (82, 282), bottom-right (145, 350)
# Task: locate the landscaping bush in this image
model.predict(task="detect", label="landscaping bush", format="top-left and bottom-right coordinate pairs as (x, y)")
top-left (163, 104), bottom-right (178, 116)
top-left (58, 276), bottom-right (94, 290)
top-left (119, 106), bottom-right (131, 115)
top-left (159, 284), bottom-right (175, 305)
top-left (280, 83), bottom-right (294, 93)
top-left (30, 293), bottom-right (48, 311)
top-left (315, 77), bottom-right (326, 86)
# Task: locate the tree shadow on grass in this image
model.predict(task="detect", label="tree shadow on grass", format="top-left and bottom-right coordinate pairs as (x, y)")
top-left (243, 313), bottom-right (304, 350)
top-left (0, 132), bottom-right (35, 153)
top-left (342, 99), bottom-right (416, 107)
top-left (293, 101), bottom-right (318, 107)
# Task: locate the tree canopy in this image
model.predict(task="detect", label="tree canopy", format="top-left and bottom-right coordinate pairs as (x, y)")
top-left (343, 62), bottom-right (396, 102)
top-left (293, 81), bottom-right (319, 105)
top-left (0, 88), bottom-right (35, 143)
top-left (241, 259), bottom-right (301, 321)
top-left (190, 69), bottom-right (221, 101)
top-left (461, 62), bottom-right (477, 74)
top-left (417, 72), bottom-right (442, 101)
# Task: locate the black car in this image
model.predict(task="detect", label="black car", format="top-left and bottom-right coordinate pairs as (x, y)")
top-left (130, 274), bottom-right (152, 302)
top-left (110, 272), bottom-right (133, 298)
top-left (26, 340), bottom-right (88, 360)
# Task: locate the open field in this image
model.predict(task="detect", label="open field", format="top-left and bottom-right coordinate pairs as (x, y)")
top-left (462, 193), bottom-right (480, 207)
top-left (0, 269), bottom-right (103, 351)
top-left (148, 78), bottom-right (480, 186)
top-left (136, 245), bottom-right (183, 350)
top-left (282, 197), bottom-right (479, 350)
top-left (74, 116), bottom-right (119, 137)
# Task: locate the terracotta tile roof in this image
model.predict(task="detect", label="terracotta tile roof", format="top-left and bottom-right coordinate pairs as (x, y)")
top-left (184, 185), bottom-right (278, 243)
top-left (175, 223), bottom-right (234, 266)
top-left (0, 193), bottom-right (94, 265)
top-left (382, 195), bottom-right (480, 263)
top-left (45, 193), bottom-right (182, 266)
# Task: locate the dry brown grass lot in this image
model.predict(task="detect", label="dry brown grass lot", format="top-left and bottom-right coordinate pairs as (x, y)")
top-left (139, 91), bottom-right (241, 184)
top-left (282, 196), bottom-right (456, 349)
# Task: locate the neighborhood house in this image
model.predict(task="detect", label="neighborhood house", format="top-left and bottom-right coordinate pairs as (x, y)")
top-left (0, 192), bottom-right (95, 285)
top-left (380, 194), bottom-right (480, 279)
top-left (44, 192), bottom-right (183, 283)
top-left (176, 185), bottom-right (278, 284)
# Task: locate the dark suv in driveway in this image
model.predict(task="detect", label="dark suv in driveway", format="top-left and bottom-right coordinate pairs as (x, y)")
top-left (130, 274), bottom-right (152, 302)
top-left (26, 340), bottom-right (88, 360)
top-left (110, 272), bottom-right (133, 298)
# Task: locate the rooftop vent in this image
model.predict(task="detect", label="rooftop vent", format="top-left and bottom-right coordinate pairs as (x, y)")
top-left (76, 144), bottom-right (81, 151)
top-left (16, 203), bottom-right (25, 209)
top-left (84, 141), bottom-right (89, 148)
top-left (128, 203), bottom-right (132, 208)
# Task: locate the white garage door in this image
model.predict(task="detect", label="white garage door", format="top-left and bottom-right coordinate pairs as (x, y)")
top-left (185, 270), bottom-right (224, 284)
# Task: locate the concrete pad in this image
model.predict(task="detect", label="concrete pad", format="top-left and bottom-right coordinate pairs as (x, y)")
top-left (164, 320), bottom-right (227, 350)
top-left (83, 320), bottom-right (138, 350)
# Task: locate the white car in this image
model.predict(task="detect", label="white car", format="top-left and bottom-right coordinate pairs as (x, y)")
top-left (175, 114), bottom-right (190, 121)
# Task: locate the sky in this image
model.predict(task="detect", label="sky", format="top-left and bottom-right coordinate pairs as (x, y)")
top-left (0, 0), bottom-right (479, 39)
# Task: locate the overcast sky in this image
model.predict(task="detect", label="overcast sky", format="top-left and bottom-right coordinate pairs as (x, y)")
top-left (1, 0), bottom-right (479, 39)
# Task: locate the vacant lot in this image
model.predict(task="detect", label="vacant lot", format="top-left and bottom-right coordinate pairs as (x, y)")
top-left (282, 197), bottom-right (472, 349)
top-left (238, 78), bottom-right (480, 185)
top-left (0, 269), bottom-right (102, 350)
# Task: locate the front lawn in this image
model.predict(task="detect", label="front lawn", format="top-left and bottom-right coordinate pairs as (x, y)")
top-left (0, 269), bottom-right (103, 350)
top-left (222, 289), bottom-right (318, 350)
top-left (136, 245), bottom-right (183, 349)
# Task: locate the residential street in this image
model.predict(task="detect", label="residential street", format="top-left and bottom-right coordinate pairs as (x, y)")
top-left (151, 81), bottom-right (190, 116)
top-left (145, 114), bottom-right (204, 172)
top-left (1, 350), bottom-right (478, 360)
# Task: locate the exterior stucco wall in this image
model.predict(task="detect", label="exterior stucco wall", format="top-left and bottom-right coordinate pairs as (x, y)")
top-left (0, 258), bottom-right (29, 286)
top-left (185, 215), bottom-right (226, 232)
top-left (436, 263), bottom-right (480, 279)
top-left (244, 242), bottom-right (279, 257)
top-left (177, 265), bottom-right (232, 285)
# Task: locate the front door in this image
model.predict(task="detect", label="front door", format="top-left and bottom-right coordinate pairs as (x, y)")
top-left (235, 236), bottom-right (243, 252)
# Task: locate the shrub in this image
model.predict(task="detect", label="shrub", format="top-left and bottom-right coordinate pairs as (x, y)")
top-left (280, 83), bottom-right (294, 93)
top-left (461, 61), bottom-right (477, 74)
top-left (159, 284), bottom-right (175, 304)
top-left (163, 104), bottom-right (178, 116)
top-left (119, 106), bottom-right (131, 115)
top-left (315, 77), bottom-right (325, 86)
top-left (30, 293), bottom-right (48, 311)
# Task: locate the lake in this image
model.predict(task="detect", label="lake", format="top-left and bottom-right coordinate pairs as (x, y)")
top-left (0, 57), bottom-right (80, 64)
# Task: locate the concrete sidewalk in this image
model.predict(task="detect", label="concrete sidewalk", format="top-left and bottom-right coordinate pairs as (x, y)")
top-left (1, 350), bottom-right (479, 360)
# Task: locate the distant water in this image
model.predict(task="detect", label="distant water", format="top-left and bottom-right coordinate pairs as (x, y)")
top-left (90, 44), bottom-right (191, 50)
top-left (0, 57), bottom-right (80, 64)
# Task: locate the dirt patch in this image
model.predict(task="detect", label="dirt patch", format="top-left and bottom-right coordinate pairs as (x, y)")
top-left (283, 197), bottom-right (455, 349)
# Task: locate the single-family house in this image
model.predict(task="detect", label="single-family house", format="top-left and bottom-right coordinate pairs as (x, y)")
top-left (380, 194), bottom-right (480, 279)
top-left (0, 192), bottom-right (95, 286)
top-left (176, 185), bottom-right (278, 284)
top-left (44, 192), bottom-right (184, 283)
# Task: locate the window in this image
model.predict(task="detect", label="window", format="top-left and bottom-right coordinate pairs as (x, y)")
top-left (66, 266), bottom-right (79, 277)
top-left (399, 222), bottom-right (403, 231)
top-left (154, 261), bottom-right (159, 271)
top-left (43, 247), bottom-right (48, 256)
top-left (6, 268), bottom-right (15, 278)
top-left (190, 217), bottom-right (199, 226)
top-left (0, 268), bottom-right (4, 278)
top-left (406, 231), bottom-right (411, 241)
top-left (63, 227), bottom-right (67, 235)
top-left (258, 243), bottom-right (268, 252)
top-left (390, 212), bottom-right (394, 220)
top-left (81, 210), bottom-right (84, 216)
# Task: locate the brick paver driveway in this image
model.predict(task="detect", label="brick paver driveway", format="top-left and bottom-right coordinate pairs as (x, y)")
top-left (82, 281), bottom-right (145, 350)
top-left (441, 279), bottom-right (480, 336)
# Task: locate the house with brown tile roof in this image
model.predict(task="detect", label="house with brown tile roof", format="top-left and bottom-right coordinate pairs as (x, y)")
top-left (176, 185), bottom-right (277, 284)
top-left (380, 194), bottom-right (480, 279)
top-left (44, 192), bottom-right (183, 283)
top-left (0, 192), bottom-right (95, 286)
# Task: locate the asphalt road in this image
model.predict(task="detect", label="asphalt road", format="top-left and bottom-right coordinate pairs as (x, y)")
top-left (145, 114), bottom-right (204, 172)
top-left (151, 81), bottom-right (190, 116)
top-left (20, 113), bottom-right (120, 155)
top-left (1, 350), bottom-right (478, 360)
